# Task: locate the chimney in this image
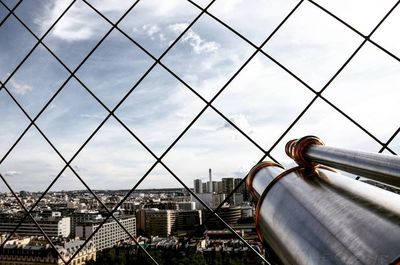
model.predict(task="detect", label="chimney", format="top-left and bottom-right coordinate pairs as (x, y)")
top-left (209, 168), bottom-right (212, 193)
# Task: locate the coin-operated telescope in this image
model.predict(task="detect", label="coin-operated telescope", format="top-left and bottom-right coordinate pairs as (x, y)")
top-left (247, 136), bottom-right (400, 265)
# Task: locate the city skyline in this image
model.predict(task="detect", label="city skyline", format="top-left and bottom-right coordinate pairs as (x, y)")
top-left (2, 1), bottom-right (400, 264)
top-left (1, 1), bottom-right (400, 192)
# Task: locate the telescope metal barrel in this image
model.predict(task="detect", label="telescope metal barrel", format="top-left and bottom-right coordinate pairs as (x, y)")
top-left (248, 136), bottom-right (400, 265)
top-left (247, 161), bottom-right (285, 201)
top-left (286, 136), bottom-right (400, 188)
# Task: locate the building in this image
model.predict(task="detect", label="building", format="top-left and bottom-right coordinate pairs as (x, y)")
top-left (222, 178), bottom-right (235, 204)
top-left (208, 169), bottom-right (213, 193)
top-left (137, 209), bottom-right (176, 237)
top-left (222, 178), bottom-right (234, 195)
top-left (232, 193), bottom-right (243, 206)
top-left (202, 183), bottom-right (207, 193)
top-left (176, 210), bottom-right (202, 235)
top-left (191, 193), bottom-right (226, 210)
top-left (0, 234), bottom-right (7, 245)
top-left (75, 216), bottom-right (136, 251)
top-left (0, 212), bottom-right (70, 238)
top-left (234, 177), bottom-right (249, 200)
top-left (212, 181), bottom-right (219, 194)
top-left (217, 182), bottom-right (223, 194)
top-left (176, 201), bottom-right (195, 210)
top-left (241, 206), bottom-right (253, 218)
top-left (70, 211), bottom-right (102, 238)
top-left (203, 206), bottom-right (242, 229)
top-left (234, 178), bottom-right (244, 194)
top-left (137, 209), bottom-right (202, 237)
top-left (0, 237), bottom-right (96, 265)
top-left (193, 179), bottom-right (203, 194)
top-left (121, 201), bottom-right (140, 214)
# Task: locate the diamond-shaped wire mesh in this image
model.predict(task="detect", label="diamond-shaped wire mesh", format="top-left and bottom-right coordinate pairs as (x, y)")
top-left (1, 0), bottom-right (399, 264)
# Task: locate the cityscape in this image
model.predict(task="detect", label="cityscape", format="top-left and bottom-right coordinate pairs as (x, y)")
top-left (0, 169), bottom-right (265, 264)
top-left (1, 0), bottom-right (400, 264)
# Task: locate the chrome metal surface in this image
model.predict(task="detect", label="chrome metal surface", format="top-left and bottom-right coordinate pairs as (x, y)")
top-left (251, 162), bottom-right (400, 265)
top-left (286, 136), bottom-right (400, 188)
top-left (247, 162), bottom-right (285, 201)
top-left (307, 145), bottom-right (400, 188)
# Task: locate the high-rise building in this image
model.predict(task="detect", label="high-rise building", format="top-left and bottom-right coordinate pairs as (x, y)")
top-left (222, 178), bottom-right (235, 195)
top-left (234, 178), bottom-right (247, 200)
top-left (194, 179), bottom-right (203, 194)
top-left (212, 181), bottom-right (219, 194)
top-left (222, 178), bottom-right (235, 204)
top-left (202, 183), bottom-right (207, 193)
top-left (217, 181), bottom-right (223, 194)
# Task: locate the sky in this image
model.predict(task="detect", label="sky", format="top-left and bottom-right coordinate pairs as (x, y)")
top-left (0, 0), bottom-right (400, 196)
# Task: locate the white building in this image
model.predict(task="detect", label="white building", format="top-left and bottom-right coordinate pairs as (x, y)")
top-left (0, 212), bottom-right (70, 238)
top-left (76, 216), bottom-right (136, 251)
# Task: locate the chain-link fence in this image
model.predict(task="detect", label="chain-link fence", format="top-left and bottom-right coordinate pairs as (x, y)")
top-left (0, 0), bottom-right (399, 264)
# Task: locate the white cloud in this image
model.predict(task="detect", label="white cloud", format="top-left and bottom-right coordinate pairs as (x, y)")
top-left (80, 113), bottom-right (107, 120)
top-left (40, 1), bottom-right (116, 42)
top-left (168, 23), bottom-right (189, 34)
top-left (131, 22), bottom-right (220, 54)
top-left (51, 2), bottom-right (99, 42)
top-left (41, 0), bottom-right (197, 44)
top-left (168, 23), bottom-right (220, 54)
top-left (143, 24), bottom-right (160, 37)
top-left (233, 162), bottom-right (258, 177)
top-left (3, 171), bottom-right (22, 177)
top-left (222, 114), bottom-right (254, 137)
top-left (35, 0), bottom-right (73, 35)
top-left (132, 24), bottom-right (162, 41)
top-left (47, 103), bottom-right (57, 111)
top-left (73, 165), bottom-right (87, 172)
top-left (182, 30), bottom-right (220, 54)
top-left (9, 79), bottom-right (33, 95)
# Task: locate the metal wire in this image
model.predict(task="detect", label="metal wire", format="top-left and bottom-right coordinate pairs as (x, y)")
top-left (0, 0), bottom-right (399, 264)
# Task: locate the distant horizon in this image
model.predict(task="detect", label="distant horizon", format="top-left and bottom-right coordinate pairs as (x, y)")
top-left (0, 187), bottom-right (192, 194)
top-left (0, 173), bottom-right (246, 193)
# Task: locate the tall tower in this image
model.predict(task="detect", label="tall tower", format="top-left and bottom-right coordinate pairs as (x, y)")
top-left (209, 168), bottom-right (212, 194)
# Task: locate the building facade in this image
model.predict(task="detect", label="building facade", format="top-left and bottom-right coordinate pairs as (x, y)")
top-left (193, 179), bottom-right (203, 194)
top-left (222, 178), bottom-right (234, 195)
top-left (137, 209), bottom-right (202, 237)
top-left (0, 238), bottom-right (96, 265)
top-left (75, 216), bottom-right (136, 251)
top-left (70, 211), bottom-right (102, 238)
top-left (0, 213), bottom-right (70, 238)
